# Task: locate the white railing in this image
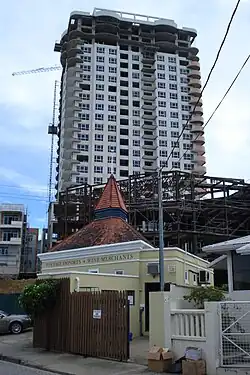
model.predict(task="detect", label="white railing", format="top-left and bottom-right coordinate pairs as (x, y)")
top-left (171, 309), bottom-right (206, 341)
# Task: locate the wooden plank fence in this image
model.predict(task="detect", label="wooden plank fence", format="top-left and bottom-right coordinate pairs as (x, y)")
top-left (33, 279), bottom-right (129, 361)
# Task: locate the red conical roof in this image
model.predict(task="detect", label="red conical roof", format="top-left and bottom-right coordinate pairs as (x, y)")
top-left (95, 175), bottom-right (127, 212)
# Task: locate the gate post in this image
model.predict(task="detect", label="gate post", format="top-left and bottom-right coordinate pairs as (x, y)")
top-left (205, 302), bottom-right (221, 375)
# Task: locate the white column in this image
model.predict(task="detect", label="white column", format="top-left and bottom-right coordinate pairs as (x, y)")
top-left (227, 251), bottom-right (234, 293)
top-left (204, 302), bottom-right (220, 375)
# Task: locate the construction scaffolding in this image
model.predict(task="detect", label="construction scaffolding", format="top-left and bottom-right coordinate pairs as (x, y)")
top-left (52, 171), bottom-right (250, 257)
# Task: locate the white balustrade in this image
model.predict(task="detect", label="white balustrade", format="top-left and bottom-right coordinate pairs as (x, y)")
top-left (171, 309), bottom-right (206, 341)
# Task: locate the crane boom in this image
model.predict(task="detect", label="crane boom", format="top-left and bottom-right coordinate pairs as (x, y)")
top-left (12, 65), bottom-right (61, 76)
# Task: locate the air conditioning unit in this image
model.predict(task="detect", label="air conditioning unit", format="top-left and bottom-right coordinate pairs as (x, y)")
top-left (199, 270), bottom-right (210, 284)
top-left (147, 263), bottom-right (159, 276)
top-left (168, 264), bottom-right (176, 273)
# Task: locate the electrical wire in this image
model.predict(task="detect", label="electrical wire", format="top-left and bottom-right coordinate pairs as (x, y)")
top-left (163, 0), bottom-right (242, 168)
top-left (173, 53), bottom-right (250, 170)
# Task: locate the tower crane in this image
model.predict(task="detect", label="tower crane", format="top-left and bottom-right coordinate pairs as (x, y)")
top-left (12, 65), bottom-right (61, 76)
top-left (12, 65), bottom-right (62, 203)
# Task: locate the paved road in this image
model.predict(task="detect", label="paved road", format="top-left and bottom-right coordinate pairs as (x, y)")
top-left (0, 361), bottom-right (59, 375)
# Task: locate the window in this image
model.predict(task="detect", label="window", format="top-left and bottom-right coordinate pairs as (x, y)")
top-left (82, 74), bottom-right (90, 81)
top-left (184, 163), bottom-right (193, 171)
top-left (133, 130), bottom-right (140, 136)
top-left (88, 268), bottom-right (99, 273)
top-left (95, 134), bottom-right (103, 141)
top-left (157, 55), bottom-right (165, 61)
top-left (172, 161), bottom-right (180, 169)
top-left (171, 121), bottom-right (179, 128)
top-left (95, 124), bottom-right (103, 131)
top-left (158, 73), bottom-right (165, 79)
top-left (193, 273), bottom-right (197, 285)
top-left (159, 130), bottom-right (167, 137)
top-left (109, 57), bottom-right (117, 64)
top-left (109, 67), bottom-right (117, 74)
top-left (83, 56), bottom-right (91, 63)
top-left (132, 63), bottom-right (139, 70)
top-left (184, 153), bottom-right (193, 160)
top-left (160, 150), bottom-right (168, 157)
top-left (132, 72), bottom-right (140, 79)
top-left (96, 103), bottom-right (104, 111)
top-left (133, 160), bottom-right (140, 167)
top-left (121, 90), bottom-right (128, 97)
top-left (96, 56), bottom-right (104, 63)
top-left (80, 93), bottom-right (90, 100)
top-left (97, 46), bottom-right (105, 53)
top-left (159, 111), bottom-right (166, 117)
top-left (170, 112), bottom-right (179, 119)
top-left (171, 131), bottom-right (179, 138)
top-left (182, 114), bottom-right (189, 120)
top-left (132, 82), bottom-right (140, 88)
top-left (180, 68), bottom-right (188, 75)
top-left (76, 165), bottom-right (88, 173)
top-left (132, 55), bottom-right (139, 61)
top-left (108, 156), bottom-right (116, 164)
top-left (169, 74), bottom-right (177, 81)
top-left (76, 176), bottom-right (88, 184)
top-left (173, 151), bottom-right (180, 158)
top-left (157, 64), bottom-right (165, 70)
top-left (108, 95), bottom-right (116, 102)
top-left (115, 270), bottom-right (124, 275)
top-left (158, 101), bottom-right (166, 107)
top-left (169, 65), bottom-right (176, 72)
top-left (96, 93), bottom-right (104, 101)
top-left (168, 56), bottom-right (176, 63)
top-left (108, 145), bottom-right (116, 152)
top-left (94, 166), bottom-right (103, 173)
top-left (183, 133), bottom-right (192, 140)
top-left (96, 74), bottom-right (104, 81)
top-left (108, 124), bottom-right (116, 132)
top-left (78, 123), bottom-right (89, 130)
top-left (94, 177), bottom-right (103, 184)
top-left (96, 65), bottom-right (104, 72)
top-left (133, 140), bottom-right (140, 147)
top-left (94, 145), bottom-right (103, 152)
top-left (183, 143), bottom-right (191, 150)
top-left (158, 82), bottom-right (166, 89)
top-left (81, 103), bottom-right (90, 110)
top-left (109, 76), bottom-right (117, 83)
top-left (170, 102), bottom-right (178, 109)
top-left (159, 140), bottom-right (168, 147)
top-left (83, 46), bottom-right (91, 53)
top-left (181, 86), bottom-right (189, 93)
top-left (170, 93), bottom-right (178, 100)
top-left (78, 134), bottom-right (89, 141)
top-left (180, 77), bottom-right (188, 84)
top-left (132, 91), bottom-right (140, 98)
top-left (109, 48), bottom-right (117, 55)
top-left (133, 149), bottom-right (140, 157)
top-left (108, 105), bottom-right (116, 112)
top-left (78, 113), bottom-right (89, 120)
top-left (83, 65), bottom-right (91, 72)
top-left (133, 110), bottom-right (140, 117)
top-left (158, 91), bottom-right (166, 98)
top-left (171, 141), bottom-right (179, 148)
top-left (181, 95), bottom-right (189, 102)
top-left (169, 83), bottom-right (177, 90)
top-left (94, 155), bottom-right (103, 163)
top-left (108, 115), bottom-right (116, 122)
top-left (77, 144), bottom-right (88, 152)
top-left (108, 135), bottom-right (116, 142)
top-left (96, 84), bottom-right (104, 91)
top-left (160, 160), bottom-right (167, 168)
top-left (182, 105), bottom-right (190, 111)
top-left (159, 120), bottom-right (167, 127)
top-left (184, 270), bottom-right (189, 284)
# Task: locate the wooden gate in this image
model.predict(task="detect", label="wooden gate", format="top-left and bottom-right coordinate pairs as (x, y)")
top-left (33, 279), bottom-right (129, 361)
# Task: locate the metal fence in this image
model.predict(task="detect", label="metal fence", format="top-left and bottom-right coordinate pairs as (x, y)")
top-left (33, 279), bottom-right (129, 361)
top-left (219, 301), bottom-right (250, 367)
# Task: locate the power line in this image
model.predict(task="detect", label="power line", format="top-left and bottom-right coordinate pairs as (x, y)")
top-left (175, 53), bottom-right (250, 169)
top-left (164, 0), bottom-right (242, 167)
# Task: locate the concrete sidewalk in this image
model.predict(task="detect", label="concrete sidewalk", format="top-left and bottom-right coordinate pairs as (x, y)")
top-left (0, 331), bottom-right (153, 375)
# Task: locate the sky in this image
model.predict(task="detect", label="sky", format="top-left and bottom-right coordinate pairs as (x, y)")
top-left (0, 0), bottom-right (249, 229)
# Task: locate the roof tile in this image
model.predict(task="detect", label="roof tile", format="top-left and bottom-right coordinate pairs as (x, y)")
top-left (95, 175), bottom-right (127, 212)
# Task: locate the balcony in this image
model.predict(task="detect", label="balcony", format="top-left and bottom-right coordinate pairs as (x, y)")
top-left (142, 84), bottom-right (156, 92)
top-left (142, 75), bottom-right (156, 83)
top-left (189, 96), bottom-right (203, 106)
top-left (195, 155), bottom-right (206, 165)
top-left (190, 115), bottom-right (204, 124)
top-left (188, 78), bottom-right (201, 89)
top-left (191, 124), bottom-right (204, 133)
top-left (142, 143), bottom-right (157, 150)
top-left (143, 133), bottom-right (157, 140)
top-left (192, 143), bottom-right (205, 154)
top-left (142, 153), bottom-right (157, 161)
top-left (193, 134), bottom-right (205, 144)
top-left (142, 103), bottom-right (157, 111)
top-left (0, 220), bottom-right (23, 229)
top-left (188, 70), bottom-right (201, 79)
top-left (191, 106), bottom-right (203, 115)
top-left (142, 93), bottom-right (156, 101)
top-left (187, 60), bottom-right (200, 70)
top-left (189, 87), bottom-right (201, 97)
top-left (142, 123), bottom-right (157, 130)
top-left (143, 164), bottom-right (157, 172)
top-left (142, 113), bottom-right (157, 121)
top-left (0, 237), bottom-right (22, 245)
top-left (141, 65), bottom-right (156, 73)
top-left (193, 165), bottom-right (206, 175)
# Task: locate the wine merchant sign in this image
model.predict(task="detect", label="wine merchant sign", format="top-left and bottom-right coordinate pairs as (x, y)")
top-left (44, 253), bottom-right (134, 269)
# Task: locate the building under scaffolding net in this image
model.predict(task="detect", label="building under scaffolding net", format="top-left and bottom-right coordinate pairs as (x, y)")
top-left (51, 171), bottom-right (250, 258)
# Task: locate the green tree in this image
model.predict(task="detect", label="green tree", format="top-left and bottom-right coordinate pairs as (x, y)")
top-left (184, 286), bottom-right (225, 308)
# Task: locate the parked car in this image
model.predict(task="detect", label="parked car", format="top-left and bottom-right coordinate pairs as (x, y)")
top-left (0, 310), bottom-right (32, 334)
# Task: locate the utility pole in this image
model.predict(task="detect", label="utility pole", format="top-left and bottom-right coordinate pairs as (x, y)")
top-left (158, 168), bottom-right (165, 291)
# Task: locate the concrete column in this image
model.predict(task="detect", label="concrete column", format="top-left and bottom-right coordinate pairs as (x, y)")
top-left (205, 302), bottom-right (221, 375)
top-left (227, 252), bottom-right (234, 293)
top-left (149, 292), bottom-right (171, 348)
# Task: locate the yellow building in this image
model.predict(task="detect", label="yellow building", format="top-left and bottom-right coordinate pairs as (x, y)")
top-left (38, 175), bottom-right (213, 337)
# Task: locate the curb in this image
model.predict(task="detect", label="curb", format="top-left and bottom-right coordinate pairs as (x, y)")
top-left (0, 354), bottom-right (75, 375)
